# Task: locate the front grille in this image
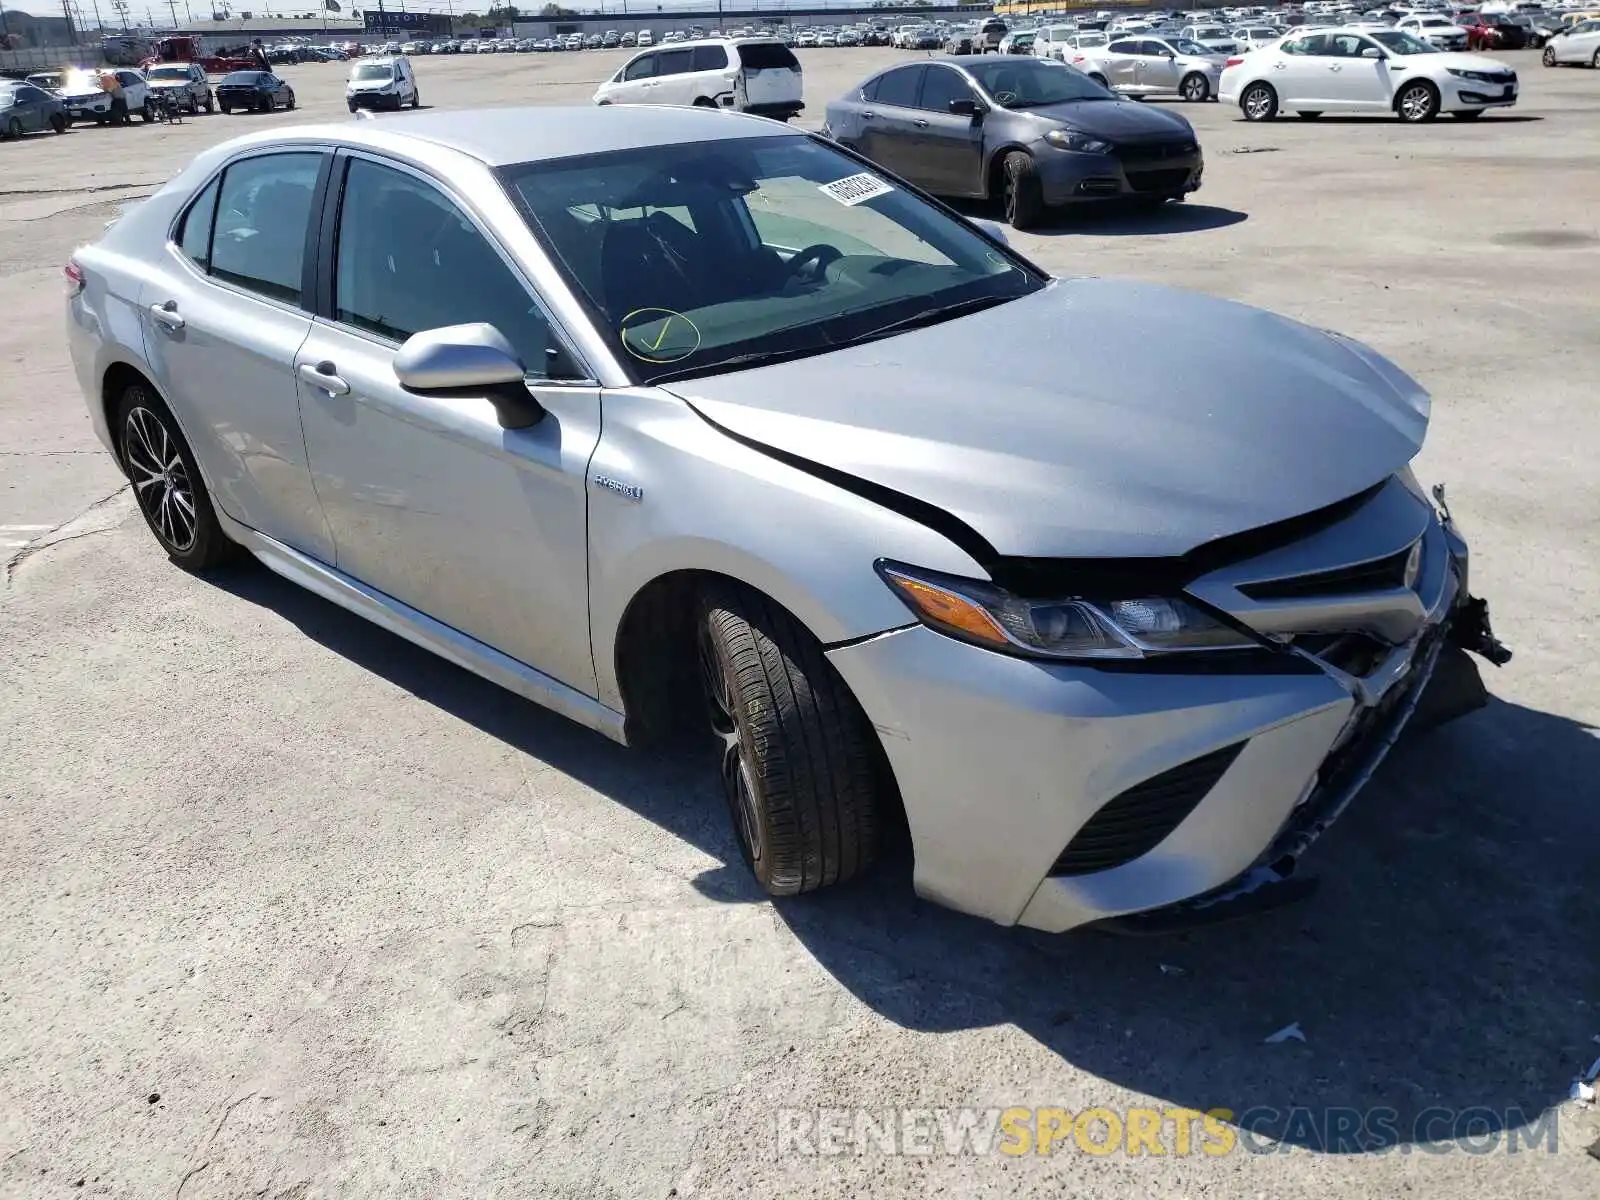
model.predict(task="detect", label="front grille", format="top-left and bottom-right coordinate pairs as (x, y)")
top-left (1050, 742), bottom-right (1245, 877)
top-left (1126, 168), bottom-right (1192, 195)
top-left (1116, 140), bottom-right (1198, 166)
top-left (1238, 546), bottom-right (1412, 601)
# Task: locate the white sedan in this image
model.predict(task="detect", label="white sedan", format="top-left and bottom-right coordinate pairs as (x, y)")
top-left (1220, 26), bottom-right (1517, 121)
top-left (1541, 18), bottom-right (1600, 66)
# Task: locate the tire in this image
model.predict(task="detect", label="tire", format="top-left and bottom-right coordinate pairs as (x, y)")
top-left (1592, 48), bottom-right (1600, 68)
top-left (285, 90), bottom-right (295, 110)
top-left (1453, 110), bottom-right (1484, 120)
top-left (1298, 111), bottom-right (1324, 120)
top-left (3, 117), bottom-right (21, 139)
top-left (1001, 150), bottom-right (1045, 230)
top-left (410, 89), bottom-right (420, 108)
top-left (220, 103), bottom-right (232, 114)
top-left (50, 112), bottom-right (66, 134)
top-left (114, 384), bottom-right (240, 571)
top-left (347, 101), bottom-right (357, 113)
top-left (140, 101), bottom-right (154, 123)
top-left (697, 583), bottom-right (884, 896)
top-left (1241, 81), bottom-right (1278, 121)
top-left (257, 96), bottom-right (270, 113)
top-left (1179, 71), bottom-right (1209, 102)
top-left (203, 91), bottom-right (214, 113)
top-left (1542, 45), bottom-right (1556, 66)
top-left (1395, 80), bottom-right (1439, 122)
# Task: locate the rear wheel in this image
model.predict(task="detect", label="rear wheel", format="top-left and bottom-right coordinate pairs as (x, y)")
top-left (410, 88), bottom-right (420, 108)
top-left (202, 90), bottom-right (214, 112)
top-left (114, 385), bottom-right (241, 571)
top-left (697, 583), bottom-right (885, 896)
top-left (50, 112), bottom-right (66, 134)
top-left (1179, 71), bottom-right (1209, 101)
top-left (1088, 72), bottom-right (1108, 87)
top-left (3, 117), bottom-right (21, 139)
top-left (1241, 81), bottom-right (1278, 121)
top-left (1001, 150), bottom-right (1045, 230)
top-left (1592, 47), bottom-right (1600, 67)
top-left (285, 89), bottom-right (295, 110)
top-left (220, 103), bottom-right (232, 114)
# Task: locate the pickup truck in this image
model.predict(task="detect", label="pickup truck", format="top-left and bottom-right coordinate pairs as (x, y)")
top-left (976, 17), bottom-right (1009, 51)
top-left (142, 62), bottom-right (214, 114)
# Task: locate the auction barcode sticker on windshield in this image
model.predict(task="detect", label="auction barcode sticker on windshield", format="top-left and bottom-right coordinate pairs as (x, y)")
top-left (819, 173), bottom-right (894, 206)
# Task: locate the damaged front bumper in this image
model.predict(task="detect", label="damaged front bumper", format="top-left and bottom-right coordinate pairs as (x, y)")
top-left (826, 480), bottom-right (1510, 933)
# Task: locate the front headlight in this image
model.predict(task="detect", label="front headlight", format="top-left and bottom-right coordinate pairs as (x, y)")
top-left (877, 561), bottom-right (1259, 660)
top-left (1447, 68), bottom-right (1499, 82)
top-left (1045, 127), bottom-right (1112, 153)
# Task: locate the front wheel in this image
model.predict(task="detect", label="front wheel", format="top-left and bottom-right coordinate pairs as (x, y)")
top-left (285, 90), bottom-right (295, 110)
top-left (115, 385), bottom-right (241, 571)
top-left (1396, 80), bottom-right (1439, 122)
top-left (202, 90), bottom-right (214, 113)
top-left (140, 101), bottom-right (154, 123)
top-left (1542, 45), bottom-right (1557, 66)
top-left (698, 584), bottom-right (885, 896)
top-left (1240, 81), bottom-right (1278, 121)
top-left (1179, 71), bottom-right (1209, 102)
top-left (411, 89), bottom-right (420, 108)
top-left (50, 112), bottom-right (67, 134)
top-left (220, 103), bottom-right (232, 114)
top-left (1001, 150), bottom-right (1045, 230)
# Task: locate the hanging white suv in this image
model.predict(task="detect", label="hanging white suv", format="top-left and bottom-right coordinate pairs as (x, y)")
top-left (593, 37), bottom-right (803, 120)
top-left (1221, 26), bottom-right (1516, 121)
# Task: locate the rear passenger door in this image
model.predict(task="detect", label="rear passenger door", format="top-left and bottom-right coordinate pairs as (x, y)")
top-left (859, 64), bottom-right (924, 180)
top-left (687, 41), bottom-right (732, 105)
top-left (1101, 39), bottom-right (1142, 89)
top-left (138, 149), bottom-right (334, 561)
top-left (293, 152), bottom-right (601, 693)
top-left (652, 47), bottom-right (696, 104)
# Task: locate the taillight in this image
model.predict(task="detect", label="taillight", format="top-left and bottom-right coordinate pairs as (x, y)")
top-left (64, 259), bottom-right (85, 296)
top-left (1225, 56), bottom-right (1244, 67)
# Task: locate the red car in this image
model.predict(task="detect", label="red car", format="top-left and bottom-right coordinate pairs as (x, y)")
top-left (1458, 13), bottom-right (1527, 50)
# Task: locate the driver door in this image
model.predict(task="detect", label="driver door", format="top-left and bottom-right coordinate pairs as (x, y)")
top-left (1137, 39), bottom-right (1183, 93)
top-left (295, 152), bottom-right (602, 694)
top-left (911, 65), bottom-right (986, 197)
top-left (1324, 33), bottom-right (1390, 110)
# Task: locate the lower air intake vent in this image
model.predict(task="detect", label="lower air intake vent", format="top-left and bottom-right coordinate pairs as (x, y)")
top-left (1050, 742), bottom-right (1247, 877)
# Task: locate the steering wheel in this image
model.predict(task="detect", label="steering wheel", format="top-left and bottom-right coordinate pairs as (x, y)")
top-left (786, 243), bottom-right (843, 284)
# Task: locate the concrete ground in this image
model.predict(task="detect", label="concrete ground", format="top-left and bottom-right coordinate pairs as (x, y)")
top-left (2, 46), bottom-right (1597, 1199)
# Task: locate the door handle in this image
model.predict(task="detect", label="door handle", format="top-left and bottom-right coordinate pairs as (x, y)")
top-left (1329, 64), bottom-right (1342, 71)
top-left (913, 118), bottom-right (929, 128)
top-left (298, 361), bottom-right (350, 396)
top-left (149, 300), bottom-right (184, 331)
top-left (861, 110), bottom-right (875, 119)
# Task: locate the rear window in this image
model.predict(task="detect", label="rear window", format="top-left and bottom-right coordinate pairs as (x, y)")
top-left (737, 41), bottom-right (799, 69)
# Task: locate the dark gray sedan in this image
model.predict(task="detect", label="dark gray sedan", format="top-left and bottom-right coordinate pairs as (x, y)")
top-left (0, 80), bottom-right (67, 138)
top-left (822, 56), bottom-right (1202, 228)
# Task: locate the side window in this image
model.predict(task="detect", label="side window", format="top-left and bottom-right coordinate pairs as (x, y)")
top-left (690, 43), bottom-right (729, 71)
top-left (1329, 34), bottom-right (1365, 56)
top-left (15, 86), bottom-right (44, 102)
top-left (209, 152), bottom-right (321, 304)
top-left (1107, 39), bottom-right (1139, 53)
top-left (623, 53), bottom-right (656, 81)
top-left (117, 71), bottom-right (141, 87)
top-left (874, 65), bottom-right (923, 108)
top-left (656, 48), bottom-right (693, 76)
top-left (918, 66), bottom-right (972, 112)
top-left (1298, 33), bottom-right (1333, 55)
top-left (860, 74), bottom-right (881, 101)
top-left (177, 176), bottom-right (221, 269)
top-left (333, 158), bottom-right (574, 378)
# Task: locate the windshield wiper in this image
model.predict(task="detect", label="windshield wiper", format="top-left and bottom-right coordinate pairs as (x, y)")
top-left (843, 294), bottom-right (1018, 347)
top-left (644, 343), bottom-right (834, 386)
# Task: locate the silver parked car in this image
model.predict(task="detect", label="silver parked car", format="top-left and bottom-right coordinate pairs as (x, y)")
top-left (66, 107), bottom-right (1509, 933)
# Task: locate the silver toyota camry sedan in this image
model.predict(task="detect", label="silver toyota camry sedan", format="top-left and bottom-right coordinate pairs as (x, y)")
top-left (66, 106), bottom-right (1509, 933)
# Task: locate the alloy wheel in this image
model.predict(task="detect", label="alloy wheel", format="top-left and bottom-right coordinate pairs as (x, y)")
top-left (1398, 84), bottom-right (1436, 121)
top-left (698, 622), bottom-right (765, 869)
top-left (1243, 84), bottom-right (1274, 120)
top-left (1181, 74), bottom-right (1208, 101)
top-left (123, 403), bottom-right (197, 552)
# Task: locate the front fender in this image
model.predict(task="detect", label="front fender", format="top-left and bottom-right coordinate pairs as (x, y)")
top-left (586, 388), bottom-right (988, 711)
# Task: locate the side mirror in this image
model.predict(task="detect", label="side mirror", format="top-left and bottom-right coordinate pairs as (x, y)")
top-left (394, 323), bottom-right (544, 429)
top-left (1361, 45), bottom-right (1384, 57)
top-left (948, 96), bottom-right (980, 117)
top-left (1164, 49), bottom-right (1176, 57)
top-left (973, 218), bottom-right (1010, 246)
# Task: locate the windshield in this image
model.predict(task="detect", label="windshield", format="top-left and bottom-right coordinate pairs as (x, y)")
top-left (967, 58), bottom-right (1111, 105)
top-left (146, 66), bottom-right (190, 82)
top-left (1371, 29), bottom-right (1439, 52)
top-left (499, 135), bottom-right (1041, 385)
top-left (1168, 37), bottom-right (1213, 54)
top-left (1416, 16), bottom-right (1450, 26)
top-left (1076, 32), bottom-right (1109, 45)
top-left (1192, 26), bottom-right (1228, 37)
top-left (351, 62), bottom-right (394, 80)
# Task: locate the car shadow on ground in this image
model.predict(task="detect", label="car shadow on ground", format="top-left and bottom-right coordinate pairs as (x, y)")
top-left (946, 196), bottom-right (1248, 237)
top-left (1233, 114), bottom-right (1545, 124)
top-left (217, 561), bottom-right (1598, 1153)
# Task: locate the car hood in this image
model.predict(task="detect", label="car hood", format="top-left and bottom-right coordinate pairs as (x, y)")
top-left (1420, 49), bottom-right (1514, 70)
top-left (664, 279), bottom-right (1430, 560)
top-left (1013, 97), bottom-right (1193, 138)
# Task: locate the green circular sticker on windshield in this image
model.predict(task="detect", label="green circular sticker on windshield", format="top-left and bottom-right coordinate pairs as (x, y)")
top-left (619, 308), bottom-right (701, 364)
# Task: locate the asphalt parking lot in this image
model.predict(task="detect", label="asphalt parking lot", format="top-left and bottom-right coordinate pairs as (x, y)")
top-left (2, 45), bottom-right (1598, 1198)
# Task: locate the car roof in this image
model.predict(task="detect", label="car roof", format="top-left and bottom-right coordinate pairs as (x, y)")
top-left (231, 105), bottom-right (800, 168)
